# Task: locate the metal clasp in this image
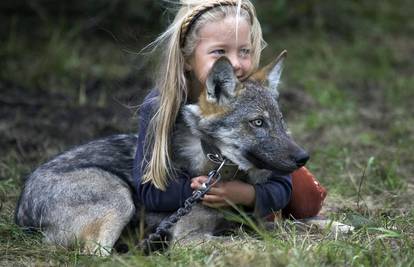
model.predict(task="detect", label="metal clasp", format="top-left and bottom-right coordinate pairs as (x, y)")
top-left (200, 158), bottom-right (227, 190)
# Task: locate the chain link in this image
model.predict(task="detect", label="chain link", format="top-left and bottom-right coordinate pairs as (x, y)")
top-left (140, 158), bottom-right (227, 254)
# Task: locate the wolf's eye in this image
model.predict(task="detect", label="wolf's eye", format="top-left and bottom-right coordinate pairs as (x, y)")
top-left (251, 119), bottom-right (263, 127)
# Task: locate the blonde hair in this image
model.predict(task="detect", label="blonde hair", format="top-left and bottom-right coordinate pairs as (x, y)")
top-left (142, 0), bottom-right (266, 190)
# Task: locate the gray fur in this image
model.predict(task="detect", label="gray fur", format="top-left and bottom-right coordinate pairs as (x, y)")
top-left (15, 55), bottom-right (309, 254)
top-left (15, 135), bottom-right (139, 255)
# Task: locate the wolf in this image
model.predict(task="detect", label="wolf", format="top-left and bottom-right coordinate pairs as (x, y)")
top-left (15, 51), bottom-right (309, 255)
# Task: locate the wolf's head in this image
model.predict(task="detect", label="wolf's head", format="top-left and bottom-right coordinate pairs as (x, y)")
top-left (183, 51), bottom-right (309, 174)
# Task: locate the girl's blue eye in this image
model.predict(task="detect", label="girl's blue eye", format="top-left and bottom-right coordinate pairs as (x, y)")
top-left (240, 48), bottom-right (251, 57)
top-left (211, 49), bottom-right (225, 55)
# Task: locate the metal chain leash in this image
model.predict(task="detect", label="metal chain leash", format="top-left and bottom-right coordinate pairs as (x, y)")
top-left (140, 154), bottom-right (227, 254)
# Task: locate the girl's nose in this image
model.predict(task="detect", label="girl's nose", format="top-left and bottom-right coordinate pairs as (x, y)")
top-left (229, 56), bottom-right (242, 77)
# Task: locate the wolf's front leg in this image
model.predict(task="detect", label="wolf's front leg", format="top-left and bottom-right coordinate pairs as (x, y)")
top-left (170, 204), bottom-right (225, 246)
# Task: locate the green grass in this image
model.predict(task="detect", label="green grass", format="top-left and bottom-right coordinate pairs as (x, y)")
top-left (1, 5), bottom-right (414, 266)
top-left (2, 213), bottom-right (413, 266)
top-left (0, 17), bottom-right (134, 106)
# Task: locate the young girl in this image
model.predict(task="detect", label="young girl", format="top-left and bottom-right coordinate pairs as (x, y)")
top-left (133, 0), bottom-right (326, 220)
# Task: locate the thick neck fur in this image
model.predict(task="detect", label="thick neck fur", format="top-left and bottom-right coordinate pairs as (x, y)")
top-left (171, 113), bottom-right (264, 183)
top-left (171, 115), bottom-right (207, 176)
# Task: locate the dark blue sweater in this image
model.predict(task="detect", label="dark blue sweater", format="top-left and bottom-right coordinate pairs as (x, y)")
top-left (133, 90), bottom-right (292, 217)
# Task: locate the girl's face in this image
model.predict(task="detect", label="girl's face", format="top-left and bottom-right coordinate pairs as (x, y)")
top-left (187, 16), bottom-right (253, 86)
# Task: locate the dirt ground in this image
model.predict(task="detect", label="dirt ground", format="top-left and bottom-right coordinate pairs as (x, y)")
top-left (0, 78), bottom-right (149, 166)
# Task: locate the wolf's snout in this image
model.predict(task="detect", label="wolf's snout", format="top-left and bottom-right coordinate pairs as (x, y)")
top-left (292, 150), bottom-right (310, 168)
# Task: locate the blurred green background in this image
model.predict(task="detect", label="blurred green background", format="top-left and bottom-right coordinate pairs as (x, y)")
top-left (1, 1), bottom-right (413, 266)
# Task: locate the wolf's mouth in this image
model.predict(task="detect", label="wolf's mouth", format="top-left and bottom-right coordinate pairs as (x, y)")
top-left (244, 151), bottom-right (293, 174)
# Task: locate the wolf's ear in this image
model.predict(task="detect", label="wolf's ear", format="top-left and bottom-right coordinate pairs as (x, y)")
top-left (252, 50), bottom-right (287, 98)
top-left (205, 57), bottom-right (237, 105)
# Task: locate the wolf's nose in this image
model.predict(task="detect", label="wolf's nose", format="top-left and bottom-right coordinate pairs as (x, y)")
top-left (294, 151), bottom-right (310, 167)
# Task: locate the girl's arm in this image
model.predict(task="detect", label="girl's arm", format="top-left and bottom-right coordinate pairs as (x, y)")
top-left (133, 90), bottom-right (193, 212)
top-left (253, 173), bottom-right (292, 217)
top-left (192, 173), bottom-right (292, 218)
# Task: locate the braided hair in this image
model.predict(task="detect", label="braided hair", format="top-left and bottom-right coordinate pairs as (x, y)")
top-left (179, 0), bottom-right (253, 48)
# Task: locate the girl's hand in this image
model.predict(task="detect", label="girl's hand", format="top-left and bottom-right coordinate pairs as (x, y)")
top-left (190, 176), bottom-right (256, 209)
top-left (190, 176), bottom-right (210, 190)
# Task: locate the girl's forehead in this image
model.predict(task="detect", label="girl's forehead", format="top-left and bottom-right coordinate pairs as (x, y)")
top-left (197, 16), bottom-right (251, 44)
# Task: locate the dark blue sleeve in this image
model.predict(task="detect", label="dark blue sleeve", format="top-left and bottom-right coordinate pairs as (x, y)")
top-left (253, 173), bottom-right (292, 217)
top-left (133, 90), bottom-right (193, 212)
